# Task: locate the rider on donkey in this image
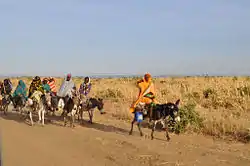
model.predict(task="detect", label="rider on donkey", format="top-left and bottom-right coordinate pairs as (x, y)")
top-left (42, 78), bottom-right (51, 94)
top-left (1, 78), bottom-right (13, 105)
top-left (79, 76), bottom-right (92, 104)
top-left (1, 78), bottom-right (13, 96)
top-left (12, 80), bottom-right (28, 108)
top-left (130, 73), bottom-right (157, 122)
top-left (47, 77), bottom-right (57, 96)
top-left (28, 76), bottom-right (44, 98)
top-left (57, 73), bottom-right (76, 105)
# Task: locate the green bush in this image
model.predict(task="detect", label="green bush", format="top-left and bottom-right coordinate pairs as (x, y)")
top-left (170, 102), bottom-right (204, 134)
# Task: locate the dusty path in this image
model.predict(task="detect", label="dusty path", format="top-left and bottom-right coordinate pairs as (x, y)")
top-left (1, 109), bottom-right (250, 166)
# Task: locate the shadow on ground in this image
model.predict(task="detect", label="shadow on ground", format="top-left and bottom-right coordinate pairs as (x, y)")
top-left (0, 110), bottom-right (130, 136)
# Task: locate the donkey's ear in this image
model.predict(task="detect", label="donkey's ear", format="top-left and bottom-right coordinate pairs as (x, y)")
top-left (175, 99), bottom-right (180, 106)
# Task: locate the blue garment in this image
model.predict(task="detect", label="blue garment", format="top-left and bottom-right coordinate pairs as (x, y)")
top-left (12, 80), bottom-right (28, 100)
top-left (135, 111), bottom-right (143, 123)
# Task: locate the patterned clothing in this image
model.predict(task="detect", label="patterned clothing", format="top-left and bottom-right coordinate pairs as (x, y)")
top-left (1, 79), bottom-right (12, 95)
top-left (28, 77), bottom-right (44, 98)
top-left (47, 78), bottom-right (56, 93)
top-left (79, 82), bottom-right (92, 96)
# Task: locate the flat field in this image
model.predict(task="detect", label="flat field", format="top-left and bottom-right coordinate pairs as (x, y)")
top-left (1, 76), bottom-right (250, 166)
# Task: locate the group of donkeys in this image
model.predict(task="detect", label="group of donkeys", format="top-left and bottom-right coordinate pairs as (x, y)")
top-left (1, 85), bottom-right (182, 141)
top-left (0, 90), bottom-right (105, 128)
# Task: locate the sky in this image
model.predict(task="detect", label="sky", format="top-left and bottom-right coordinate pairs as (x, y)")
top-left (0, 0), bottom-right (250, 76)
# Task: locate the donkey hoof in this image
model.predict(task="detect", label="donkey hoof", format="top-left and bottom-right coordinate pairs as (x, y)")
top-left (129, 132), bottom-right (132, 135)
top-left (140, 133), bottom-right (144, 137)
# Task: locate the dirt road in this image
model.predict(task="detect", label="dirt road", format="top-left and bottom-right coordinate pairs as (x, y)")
top-left (1, 110), bottom-right (250, 166)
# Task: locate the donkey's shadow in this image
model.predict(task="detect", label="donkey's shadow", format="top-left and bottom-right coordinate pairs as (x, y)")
top-left (79, 120), bottom-right (129, 135)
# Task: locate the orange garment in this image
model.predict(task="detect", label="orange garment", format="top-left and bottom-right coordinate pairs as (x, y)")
top-left (129, 76), bottom-right (156, 113)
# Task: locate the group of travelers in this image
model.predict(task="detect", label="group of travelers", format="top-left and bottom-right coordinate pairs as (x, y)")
top-left (0, 74), bottom-right (92, 110)
top-left (1, 72), bottom-right (156, 121)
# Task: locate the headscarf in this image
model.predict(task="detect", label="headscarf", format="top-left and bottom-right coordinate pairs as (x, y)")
top-left (84, 77), bottom-right (90, 85)
top-left (66, 73), bottom-right (71, 81)
top-left (13, 80), bottom-right (27, 98)
top-left (19, 80), bottom-right (26, 89)
top-left (144, 73), bottom-right (152, 82)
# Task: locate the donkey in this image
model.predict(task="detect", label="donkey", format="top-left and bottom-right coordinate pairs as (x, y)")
top-left (42, 93), bottom-right (61, 116)
top-left (42, 92), bottom-right (56, 116)
top-left (27, 91), bottom-right (47, 126)
top-left (61, 91), bottom-right (81, 128)
top-left (12, 95), bottom-right (27, 117)
top-left (78, 97), bottom-right (105, 124)
top-left (129, 99), bottom-right (181, 141)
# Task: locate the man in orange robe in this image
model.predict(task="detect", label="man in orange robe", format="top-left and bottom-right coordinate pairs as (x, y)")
top-left (130, 73), bottom-right (156, 121)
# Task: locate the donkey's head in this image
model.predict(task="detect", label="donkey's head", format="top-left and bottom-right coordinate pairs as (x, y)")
top-left (92, 98), bottom-right (105, 114)
top-left (166, 99), bottom-right (180, 122)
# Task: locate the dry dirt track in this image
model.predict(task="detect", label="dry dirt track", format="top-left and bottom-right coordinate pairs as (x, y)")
top-left (1, 109), bottom-right (250, 166)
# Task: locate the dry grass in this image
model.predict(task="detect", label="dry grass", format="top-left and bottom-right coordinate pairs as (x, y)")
top-left (1, 76), bottom-right (250, 142)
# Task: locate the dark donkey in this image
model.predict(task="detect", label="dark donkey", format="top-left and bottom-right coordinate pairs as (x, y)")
top-left (12, 95), bottom-right (27, 116)
top-left (61, 92), bottom-right (81, 128)
top-left (45, 93), bottom-right (59, 116)
top-left (0, 94), bottom-right (12, 115)
top-left (129, 99), bottom-right (181, 141)
top-left (78, 97), bottom-right (105, 124)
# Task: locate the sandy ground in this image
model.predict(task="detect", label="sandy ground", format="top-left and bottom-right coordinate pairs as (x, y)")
top-left (1, 107), bottom-right (250, 166)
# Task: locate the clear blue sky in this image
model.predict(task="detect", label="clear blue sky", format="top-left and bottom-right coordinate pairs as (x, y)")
top-left (0, 0), bottom-right (250, 76)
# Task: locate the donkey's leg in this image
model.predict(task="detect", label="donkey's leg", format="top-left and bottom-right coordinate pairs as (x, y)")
top-left (63, 115), bottom-right (67, 127)
top-left (162, 120), bottom-right (170, 141)
top-left (137, 122), bottom-right (143, 136)
top-left (87, 109), bottom-right (93, 124)
top-left (70, 105), bottom-right (77, 128)
top-left (129, 119), bottom-right (135, 135)
top-left (29, 111), bottom-right (34, 126)
top-left (79, 108), bottom-right (84, 124)
top-left (38, 108), bottom-right (42, 124)
top-left (18, 106), bottom-right (22, 118)
top-left (3, 105), bottom-right (8, 115)
top-left (151, 121), bottom-right (157, 140)
top-left (90, 109), bottom-right (94, 123)
top-left (41, 109), bottom-right (45, 126)
top-left (63, 110), bottom-right (67, 127)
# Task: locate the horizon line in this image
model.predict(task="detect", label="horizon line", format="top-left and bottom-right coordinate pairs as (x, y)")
top-left (0, 73), bottom-right (249, 78)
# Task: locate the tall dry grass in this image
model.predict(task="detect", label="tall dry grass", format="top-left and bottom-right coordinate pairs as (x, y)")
top-left (1, 76), bottom-right (250, 142)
